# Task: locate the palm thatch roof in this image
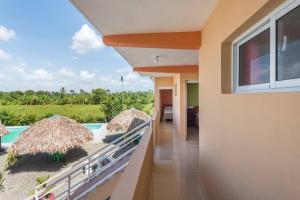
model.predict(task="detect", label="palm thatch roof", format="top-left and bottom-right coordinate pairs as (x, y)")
top-left (0, 121), bottom-right (9, 137)
top-left (10, 116), bottom-right (93, 155)
top-left (107, 108), bottom-right (150, 132)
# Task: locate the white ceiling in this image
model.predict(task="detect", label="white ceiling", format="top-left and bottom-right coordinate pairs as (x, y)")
top-left (71, 0), bottom-right (218, 35)
top-left (71, 0), bottom-right (218, 73)
top-left (116, 47), bottom-right (199, 67)
top-left (140, 72), bottom-right (176, 77)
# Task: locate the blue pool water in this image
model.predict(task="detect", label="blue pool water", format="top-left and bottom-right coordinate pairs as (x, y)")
top-left (2, 123), bottom-right (103, 144)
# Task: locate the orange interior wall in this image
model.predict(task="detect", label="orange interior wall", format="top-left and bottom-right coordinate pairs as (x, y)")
top-left (154, 77), bottom-right (173, 120)
top-left (159, 89), bottom-right (172, 120)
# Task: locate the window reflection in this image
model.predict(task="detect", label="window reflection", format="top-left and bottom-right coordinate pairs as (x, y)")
top-left (277, 6), bottom-right (300, 81)
top-left (239, 29), bottom-right (270, 86)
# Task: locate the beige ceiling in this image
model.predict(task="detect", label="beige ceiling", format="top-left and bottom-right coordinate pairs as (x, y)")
top-left (116, 47), bottom-right (199, 67)
top-left (71, 0), bottom-right (218, 74)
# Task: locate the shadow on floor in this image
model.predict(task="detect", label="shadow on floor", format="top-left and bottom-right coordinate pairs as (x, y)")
top-left (102, 133), bottom-right (124, 144)
top-left (8, 148), bottom-right (88, 174)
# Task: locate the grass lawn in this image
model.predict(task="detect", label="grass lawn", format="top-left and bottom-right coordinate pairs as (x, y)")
top-left (0, 105), bottom-right (105, 124)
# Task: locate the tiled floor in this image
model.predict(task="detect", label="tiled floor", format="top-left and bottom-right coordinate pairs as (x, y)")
top-left (151, 121), bottom-right (206, 200)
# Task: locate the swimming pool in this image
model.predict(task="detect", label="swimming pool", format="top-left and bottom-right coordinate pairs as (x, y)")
top-left (2, 123), bottom-right (103, 144)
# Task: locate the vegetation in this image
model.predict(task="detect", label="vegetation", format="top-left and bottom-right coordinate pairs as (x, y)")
top-left (36, 175), bottom-right (49, 187)
top-left (0, 171), bottom-right (4, 190)
top-left (0, 88), bottom-right (154, 126)
top-left (51, 152), bottom-right (65, 163)
top-left (29, 175), bottom-right (53, 196)
top-left (0, 105), bottom-right (105, 125)
top-left (4, 152), bottom-right (21, 169)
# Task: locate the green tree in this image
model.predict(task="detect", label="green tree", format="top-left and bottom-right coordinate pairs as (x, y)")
top-left (91, 88), bottom-right (107, 104)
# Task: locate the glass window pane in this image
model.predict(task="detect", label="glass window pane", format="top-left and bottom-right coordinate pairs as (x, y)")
top-left (276, 6), bottom-right (300, 81)
top-left (238, 29), bottom-right (270, 86)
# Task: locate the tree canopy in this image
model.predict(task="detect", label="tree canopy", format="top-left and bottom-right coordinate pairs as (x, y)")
top-left (0, 88), bottom-right (154, 126)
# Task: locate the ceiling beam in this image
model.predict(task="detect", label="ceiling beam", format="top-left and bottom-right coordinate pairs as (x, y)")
top-left (103, 31), bottom-right (201, 49)
top-left (133, 65), bottom-right (198, 73)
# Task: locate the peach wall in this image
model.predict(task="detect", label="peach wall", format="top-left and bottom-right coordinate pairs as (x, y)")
top-left (110, 128), bottom-right (153, 200)
top-left (199, 0), bottom-right (300, 200)
top-left (172, 74), bottom-right (181, 135)
top-left (172, 73), bottom-right (198, 138)
top-left (87, 173), bottom-right (122, 200)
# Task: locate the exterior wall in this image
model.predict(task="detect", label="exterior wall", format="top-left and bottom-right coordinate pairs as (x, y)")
top-left (199, 0), bottom-right (300, 200)
top-left (110, 128), bottom-right (153, 200)
top-left (87, 173), bottom-right (122, 200)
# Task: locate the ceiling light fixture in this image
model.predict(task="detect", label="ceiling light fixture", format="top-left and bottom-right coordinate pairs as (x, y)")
top-left (154, 55), bottom-right (160, 63)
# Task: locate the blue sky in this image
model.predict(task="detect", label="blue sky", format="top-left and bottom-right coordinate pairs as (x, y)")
top-left (0, 0), bottom-right (153, 92)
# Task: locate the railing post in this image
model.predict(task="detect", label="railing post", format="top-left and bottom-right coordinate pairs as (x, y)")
top-left (88, 157), bottom-right (91, 182)
top-left (34, 188), bottom-right (39, 200)
top-left (68, 175), bottom-right (71, 200)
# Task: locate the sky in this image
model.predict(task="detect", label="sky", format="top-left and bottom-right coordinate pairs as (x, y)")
top-left (0, 0), bottom-right (153, 92)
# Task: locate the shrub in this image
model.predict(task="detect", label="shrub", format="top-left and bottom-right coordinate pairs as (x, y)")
top-left (0, 171), bottom-right (5, 190)
top-left (19, 114), bottom-right (37, 125)
top-left (4, 152), bottom-right (21, 169)
top-left (29, 175), bottom-right (51, 196)
top-left (51, 152), bottom-right (65, 163)
top-left (36, 175), bottom-right (49, 187)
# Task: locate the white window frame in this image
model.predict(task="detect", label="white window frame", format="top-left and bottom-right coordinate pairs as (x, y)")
top-left (233, 0), bottom-right (300, 93)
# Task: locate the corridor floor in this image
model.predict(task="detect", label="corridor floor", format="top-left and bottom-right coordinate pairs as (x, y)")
top-left (150, 121), bottom-right (206, 200)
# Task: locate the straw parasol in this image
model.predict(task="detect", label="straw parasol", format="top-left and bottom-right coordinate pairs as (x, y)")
top-left (10, 116), bottom-right (93, 155)
top-left (107, 108), bottom-right (150, 132)
top-left (0, 121), bottom-right (9, 150)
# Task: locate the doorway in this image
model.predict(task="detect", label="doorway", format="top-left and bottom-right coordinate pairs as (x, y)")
top-left (186, 82), bottom-right (199, 139)
top-left (159, 89), bottom-right (173, 122)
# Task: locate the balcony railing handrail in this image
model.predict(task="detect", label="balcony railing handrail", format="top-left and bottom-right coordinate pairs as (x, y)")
top-left (26, 119), bottom-right (152, 200)
top-left (34, 119), bottom-right (151, 190)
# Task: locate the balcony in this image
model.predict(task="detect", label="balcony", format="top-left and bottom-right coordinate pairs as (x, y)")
top-left (108, 113), bottom-right (204, 200)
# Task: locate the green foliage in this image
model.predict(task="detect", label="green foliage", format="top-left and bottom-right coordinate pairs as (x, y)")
top-left (102, 93), bottom-right (124, 121)
top-left (4, 152), bottom-right (21, 169)
top-left (29, 175), bottom-right (52, 196)
top-left (51, 152), bottom-right (65, 163)
top-left (0, 105), bottom-right (105, 126)
top-left (0, 171), bottom-right (5, 190)
top-left (36, 175), bottom-right (49, 187)
top-left (101, 91), bottom-right (154, 121)
top-left (0, 88), bottom-right (154, 125)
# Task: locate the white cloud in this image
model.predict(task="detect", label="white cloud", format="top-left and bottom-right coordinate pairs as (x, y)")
top-left (0, 55), bottom-right (153, 91)
top-left (115, 67), bottom-right (153, 90)
top-left (72, 56), bottom-right (79, 60)
top-left (59, 68), bottom-right (76, 78)
top-left (71, 24), bottom-right (103, 54)
top-left (25, 69), bottom-right (54, 81)
top-left (0, 49), bottom-right (11, 60)
top-left (0, 73), bottom-right (5, 80)
top-left (80, 70), bottom-right (95, 80)
top-left (0, 25), bottom-right (16, 42)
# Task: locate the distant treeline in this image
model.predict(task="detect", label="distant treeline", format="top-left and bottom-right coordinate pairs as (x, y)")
top-left (0, 88), bottom-right (153, 106)
top-left (0, 88), bottom-right (154, 126)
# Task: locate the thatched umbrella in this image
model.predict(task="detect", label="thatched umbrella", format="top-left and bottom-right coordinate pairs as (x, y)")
top-left (10, 116), bottom-right (93, 155)
top-left (0, 121), bottom-right (9, 150)
top-left (107, 108), bottom-right (150, 132)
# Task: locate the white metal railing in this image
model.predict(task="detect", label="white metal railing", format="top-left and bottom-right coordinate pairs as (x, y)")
top-left (25, 119), bottom-right (152, 200)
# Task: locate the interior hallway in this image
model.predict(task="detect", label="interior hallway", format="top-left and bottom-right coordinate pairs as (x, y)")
top-left (150, 121), bottom-right (205, 200)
